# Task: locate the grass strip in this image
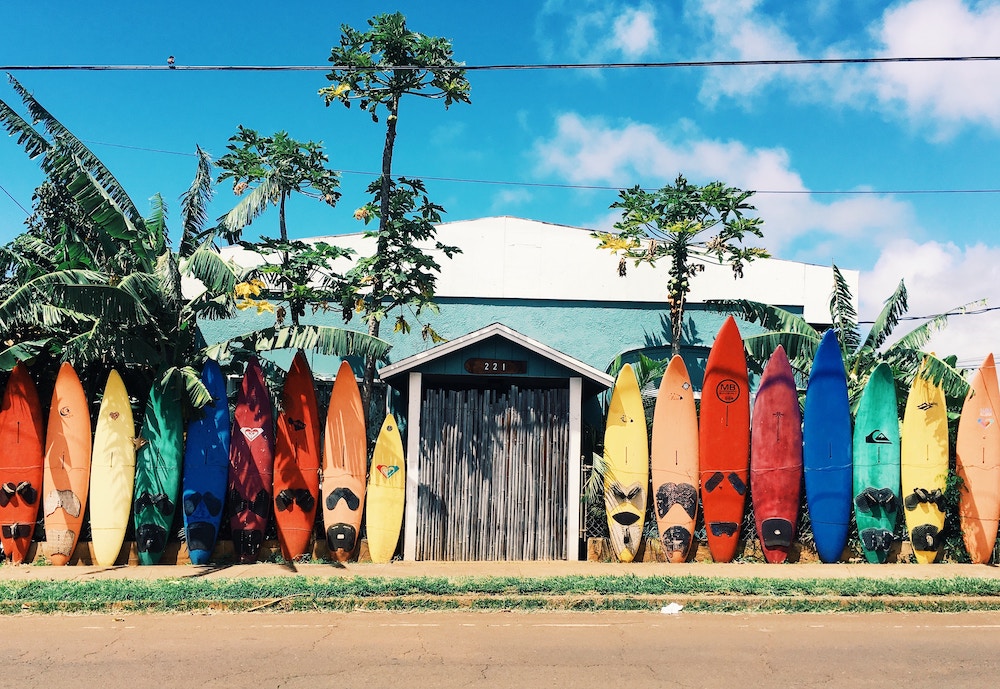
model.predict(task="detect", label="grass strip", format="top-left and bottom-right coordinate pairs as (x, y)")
top-left (2, 575), bottom-right (1000, 614)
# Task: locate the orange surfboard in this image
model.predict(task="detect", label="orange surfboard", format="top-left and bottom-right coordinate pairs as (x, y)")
top-left (273, 351), bottom-right (321, 561)
top-left (322, 361), bottom-right (367, 561)
top-left (699, 316), bottom-right (751, 563)
top-left (651, 355), bottom-right (699, 563)
top-left (0, 363), bottom-right (45, 563)
top-left (957, 354), bottom-right (1000, 563)
top-left (42, 362), bottom-right (92, 565)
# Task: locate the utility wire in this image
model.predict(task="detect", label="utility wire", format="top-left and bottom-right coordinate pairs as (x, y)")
top-left (0, 182), bottom-right (29, 214)
top-left (6, 55), bottom-right (1000, 71)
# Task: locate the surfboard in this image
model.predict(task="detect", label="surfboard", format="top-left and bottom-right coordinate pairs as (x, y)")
top-left (956, 354), bottom-right (1000, 564)
top-left (901, 358), bottom-right (949, 564)
top-left (650, 355), bottom-right (698, 563)
top-left (90, 369), bottom-right (136, 567)
top-left (853, 362), bottom-right (901, 564)
top-left (132, 373), bottom-right (184, 565)
top-left (322, 360), bottom-right (367, 561)
top-left (181, 359), bottom-right (230, 566)
top-left (228, 356), bottom-right (275, 564)
top-left (0, 363), bottom-right (45, 563)
top-left (699, 316), bottom-right (751, 563)
top-left (603, 363), bottom-right (648, 563)
top-left (42, 362), bottom-right (92, 566)
top-left (273, 351), bottom-right (321, 561)
top-left (751, 346), bottom-right (803, 564)
top-left (803, 329), bottom-right (853, 563)
top-left (366, 414), bottom-right (405, 564)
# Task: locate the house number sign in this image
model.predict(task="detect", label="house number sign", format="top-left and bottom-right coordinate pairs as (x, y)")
top-left (464, 358), bottom-right (527, 374)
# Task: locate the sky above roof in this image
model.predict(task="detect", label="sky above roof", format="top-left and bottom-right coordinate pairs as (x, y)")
top-left (2, 0), bottom-right (999, 367)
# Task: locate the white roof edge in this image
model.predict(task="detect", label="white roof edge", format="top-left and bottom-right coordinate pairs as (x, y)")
top-left (379, 322), bottom-right (614, 388)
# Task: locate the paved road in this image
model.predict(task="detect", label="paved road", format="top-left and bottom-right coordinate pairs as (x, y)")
top-left (7, 610), bottom-right (1000, 688)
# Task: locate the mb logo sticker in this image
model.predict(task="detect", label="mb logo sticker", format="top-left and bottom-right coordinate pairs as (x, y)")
top-left (716, 379), bottom-right (741, 403)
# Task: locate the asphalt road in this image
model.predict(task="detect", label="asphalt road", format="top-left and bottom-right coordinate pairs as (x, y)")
top-left (7, 610), bottom-right (1000, 688)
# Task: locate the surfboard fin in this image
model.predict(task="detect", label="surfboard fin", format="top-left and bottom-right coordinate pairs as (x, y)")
top-left (761, 518), bottom-right (793, 548)
top-left (910, 524), bottom-right (940, 552)
top-left (655, 482), bottom-right (698, 519)
top-left (860, 527), bottom-right (894, 553)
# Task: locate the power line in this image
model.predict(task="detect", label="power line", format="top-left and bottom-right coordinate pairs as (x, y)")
top-left (0, 182), bottom-right (29, 215)
top-left (6, 55), bottom-right (1000, 72)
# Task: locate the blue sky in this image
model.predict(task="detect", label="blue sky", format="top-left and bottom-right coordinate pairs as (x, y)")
top-left (2, 0), bottom-right (1000, 366)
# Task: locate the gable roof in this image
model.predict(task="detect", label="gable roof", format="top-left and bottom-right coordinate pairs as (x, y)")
top-left (378, 322), bottom-right (614, 389)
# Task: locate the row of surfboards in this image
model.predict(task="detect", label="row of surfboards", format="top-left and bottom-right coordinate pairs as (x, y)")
top-left (604, 315), bottom-right (1000, 565)
top-left (0, 353), bottom-right (407, 566)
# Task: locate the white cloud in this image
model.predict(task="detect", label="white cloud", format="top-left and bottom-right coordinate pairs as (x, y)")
top-left (861, 238), bottom-right (1000, 366)
top-left (872, 0), bottom-right (1000, 135)
top-left (536, 1), bottom-right (658, 62)
top-left (533, 113), bottom-right (915, 255)
top-left (491, 188), bottom-right (533, 212)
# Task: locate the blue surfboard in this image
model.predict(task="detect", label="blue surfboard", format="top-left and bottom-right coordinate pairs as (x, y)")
top-left (181, 360), bottom-right (231, 565)
top-left (803, 329), bottom-right (854, 563)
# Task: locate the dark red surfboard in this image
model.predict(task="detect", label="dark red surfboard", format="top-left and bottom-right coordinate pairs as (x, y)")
top-left (228, 357), bottom-right (275, 563)
top-left (699, 317), bottom-right (751, 563)
top-left (0, 363), bottom-right (45, 563)
top-left (750, 346), bottom-right (803, 564)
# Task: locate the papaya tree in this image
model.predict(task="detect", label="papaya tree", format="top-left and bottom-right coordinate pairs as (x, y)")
top-left (320, 11), bottom-right (470, 409)
top-left (595, 174), bottom-right (769, 358)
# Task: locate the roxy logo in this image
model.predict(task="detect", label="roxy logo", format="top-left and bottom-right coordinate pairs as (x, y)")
top-left (716, 379), bottom-right (741, 403)
top-left (240, 427), bottom-right (264, 442)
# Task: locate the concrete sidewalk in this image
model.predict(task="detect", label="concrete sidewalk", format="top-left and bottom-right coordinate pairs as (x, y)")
top-left (1, 559), bottom-right (999, 583)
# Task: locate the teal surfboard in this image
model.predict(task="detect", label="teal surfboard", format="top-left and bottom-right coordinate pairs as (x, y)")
top-left (852, 363), bottom-right (901, 563)
top-left (133, 373), bottom-right (184, 565)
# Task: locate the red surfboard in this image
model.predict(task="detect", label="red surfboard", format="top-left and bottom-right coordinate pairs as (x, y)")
top-left (0, 363), bottom-right (45, 563)
top-left (273, 351), bottom-right (321, 561)
top-left (750, 346), bottom-right (803, 564)
top-left (228, 356), bottom-right (275, 563)
top-left (699, 316), bottom-right (751, 563)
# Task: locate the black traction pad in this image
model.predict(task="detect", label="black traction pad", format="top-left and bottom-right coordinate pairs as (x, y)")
top-left (709, 521), bottom-right (739, 537)
top-left (905, 487), bottom-right (944, 511)
top-left (45, 489), bottom-right (81, 518)
top-left (233, 528), bottom-right (264, 562)
top-left (136, 523), bottom-right (167, 553)
top-left (761, 518), bottom-right (793, 548)
top-left (727, 473), bottom-right (747, 496)
top-left (611, 510), bottom-right (640, 526)
top-left (326, 486), bottom-right (360, 511)
top-left (860, 527), bottom-right (894, 552)
top-left (275, 489), bottom-right (295, 512)
top-left (1, 523), bottom-right (29, 539)
top-left (910, 524), bottom-right (941, 551)
top-left (327, 523), bottom-right (358, 552)
top-left (294, 489), bottom-right (315, 512)
top-left (230, 489), bottom-right (271, 518)
top-left (135, 491), bottom-right (175, 516)
top-left (655, 482), bottom-right (698, 519)
top-left (186, 522), bottom-right (216, 553)
top-left (704, 472), bottom-right (725, 493)
top-left (15, 481), bottom-right (36, 505)
top-left (661, 525), bottom-right (692, 555)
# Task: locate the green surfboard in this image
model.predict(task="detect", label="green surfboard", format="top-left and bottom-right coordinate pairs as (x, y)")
top-left (133, 373), bottom-right (185, 565)
top-left (852, 363), bottom-right (901, 563)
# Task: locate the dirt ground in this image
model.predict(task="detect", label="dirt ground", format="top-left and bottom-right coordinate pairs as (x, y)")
top-left (7, 610), bottom-right (1000, 689)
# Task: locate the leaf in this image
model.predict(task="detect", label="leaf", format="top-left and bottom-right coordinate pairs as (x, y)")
top-left (202, 324), bottom-right (391, 361)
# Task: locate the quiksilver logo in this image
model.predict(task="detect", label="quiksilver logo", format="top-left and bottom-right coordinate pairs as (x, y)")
top-left (866, 430), bottom-right (891, 444)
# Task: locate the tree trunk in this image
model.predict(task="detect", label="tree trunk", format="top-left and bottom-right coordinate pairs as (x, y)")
top-left (361, 94), bottom-right (400, 415)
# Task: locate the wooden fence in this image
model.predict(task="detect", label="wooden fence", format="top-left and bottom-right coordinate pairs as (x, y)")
top-left (416, 385), bottom-right (569, 560)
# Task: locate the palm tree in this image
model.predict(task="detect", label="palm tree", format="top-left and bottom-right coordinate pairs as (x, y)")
top-left (0, 75), bottom-right (389, 406)
top-left (711, 265), bottom-right (972, 410)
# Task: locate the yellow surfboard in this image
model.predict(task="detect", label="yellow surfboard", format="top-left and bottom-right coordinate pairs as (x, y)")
top-left (901, 359), bottom-right (949, 564)
top-left (604, 364), bottom-right (649, 563)
top-left (366, 414), bottom-right (405, 564)
top-left (89, 370), bottom-right (136, 567)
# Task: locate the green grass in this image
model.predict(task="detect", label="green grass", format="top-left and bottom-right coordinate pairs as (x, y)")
top-left (3, 574), bottom-right (1000, 614)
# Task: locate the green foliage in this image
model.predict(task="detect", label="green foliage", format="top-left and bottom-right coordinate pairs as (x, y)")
top-left (320, 11), bottom-right (471, 120)
top-left (596, 174), bottom-right (768, 357)
top-left (346, 177), bottom-right (460, 334)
